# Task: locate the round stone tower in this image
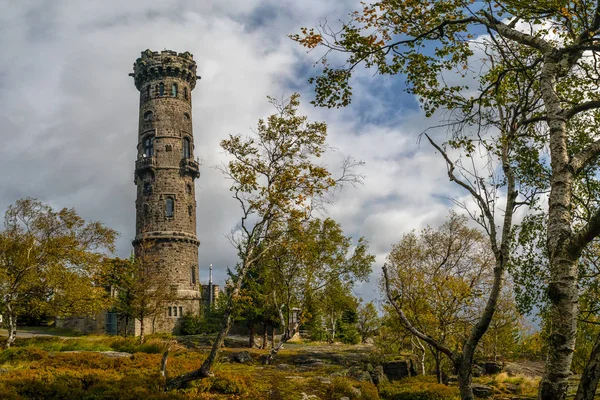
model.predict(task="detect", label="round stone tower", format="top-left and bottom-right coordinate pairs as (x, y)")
top-left (129, 49), bottom-right (201, 333)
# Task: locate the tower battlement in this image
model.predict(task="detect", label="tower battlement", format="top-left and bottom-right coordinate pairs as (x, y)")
top-left (129, 49), bottom-right (200, 91)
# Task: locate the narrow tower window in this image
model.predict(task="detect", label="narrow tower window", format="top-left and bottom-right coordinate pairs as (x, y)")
top-left (184, 87), bottom-right (188, 100)
top-left (143, 136), bottom-right (154, 157)
top-left (188, 204), bottom-right (193, 216)
top-left (143, 110), bottom-right (153, 121)
top-left (155, 85), bottom-right (159, 96)
top-left (165, 197), bottom-right (174, 218)
top-left (159, 82), bottom-right (164, 96)
top-left (143, 183), bottom-right (152, 196)
top-left (143, 203), bottom-right (150, 216)
top-left (172, 83), bottom-right (178, 97)
top-left (191, 266), bottom-right (196, 284)
top-left (183, 137), bottom-right (191, 159)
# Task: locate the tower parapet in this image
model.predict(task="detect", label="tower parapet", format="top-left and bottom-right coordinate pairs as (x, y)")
top-left (129, 49), bottom-right (200, 91)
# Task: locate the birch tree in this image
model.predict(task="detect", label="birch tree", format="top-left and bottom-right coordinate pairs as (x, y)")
top-left (165, 93), bottom-right (361, 390)
top-left (293, 2), bottom-right (600, 398)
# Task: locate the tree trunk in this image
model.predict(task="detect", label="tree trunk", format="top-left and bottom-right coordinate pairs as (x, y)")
top-left (270, 327), bottom-right (275, 349)
top-left (248, 323), bottom-right (255, 348)
top-left (574, 333), bottom-right (600, 400)
top-left (412, 337), bottom-right (426, 375)
top-left (4, 306), bottom-right (17, 349)
top-left (262, 322), bottom-right (268, 349)
top-left (493, 329), bottom-right (498, 363)
top-left (124, 315), bottom-right (129, 338)
top-left (434, 350), bottom-right (442, 384)
top-left (330, 314), bottom-right (336, 343)
top-left (455, 356), bottom-right (475, 400)
top-left (165, 255), bottom-right (254, 391)
top-left (139, 316), bottom-right (145, 344)
top-left (265, 322), bottom-right (298, 365)
top-left (538, 57), bottom-right (579, 400)
top-left (166, 308), bottom-right (235, 390)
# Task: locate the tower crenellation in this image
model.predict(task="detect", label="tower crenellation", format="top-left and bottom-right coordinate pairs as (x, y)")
top-left (130, 49), bottom-right (202, 333)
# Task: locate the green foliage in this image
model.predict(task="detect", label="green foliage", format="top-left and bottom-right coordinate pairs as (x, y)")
top-left (6, 335), bottom-right (167, 354)
top-left (337, 320), bottom-right (361, 345)
top-left (356, 301), bottom-right (381, 343)
top-left (378, 376), bottom-right (460, 400)
top-left (107, 240), bottom-right (177, 342)
top-left (180, 313), bottom-right (204, 335)
top-left (0, 198), bottom-right (117, 347)
top-left (197, 373), bottom-right (250, 395)
top-left (384, 212), bottom-right (494, 357)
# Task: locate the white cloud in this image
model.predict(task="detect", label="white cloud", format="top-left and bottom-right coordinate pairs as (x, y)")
top-left (0, 0), bottom-right (496, 305)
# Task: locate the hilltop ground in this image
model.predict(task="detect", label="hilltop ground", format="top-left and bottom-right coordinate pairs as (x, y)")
top-left (0, 328), bottom-right (543, 400)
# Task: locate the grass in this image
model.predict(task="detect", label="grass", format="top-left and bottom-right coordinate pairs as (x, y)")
top-left (479, 371), bottom-right (540, 398)
top-left (0, 335), bottom-right (545, 399)
top-left (8, 335), bottom-right (168, 353)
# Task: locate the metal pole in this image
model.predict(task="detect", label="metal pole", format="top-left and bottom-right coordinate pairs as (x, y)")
top-left (209, 264), bottom-right (213, 307)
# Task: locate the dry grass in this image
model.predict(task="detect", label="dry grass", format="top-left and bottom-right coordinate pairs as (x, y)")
top-left (477, 371), bottom-right (540, 398)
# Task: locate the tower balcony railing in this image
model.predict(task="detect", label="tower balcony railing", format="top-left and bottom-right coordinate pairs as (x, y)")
top-left (134, 155), bottom-right (157, 182)
top-left (136, 155), bottom-right (157, 171)
top-left (181, 157), bottom-right (200, 179)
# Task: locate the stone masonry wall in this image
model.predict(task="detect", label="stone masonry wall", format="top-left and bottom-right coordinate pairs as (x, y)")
top-left (131, 50), bottom-right (201, 334)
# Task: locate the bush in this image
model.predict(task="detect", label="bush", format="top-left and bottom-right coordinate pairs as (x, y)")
top-left (326, 377), bottom-right (380, 400)
top-left (180, 313), bottom-right (203, 335)
top-left (378, 376), bottom-right (460, 400)
top-left (338, 324), bottom-right (361, 345)
top-left (191, 373), bottom-right (251, 396)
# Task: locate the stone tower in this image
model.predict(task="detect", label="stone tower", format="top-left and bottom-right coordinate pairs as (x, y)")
top-left (129, 49), bottom-right (201, 333)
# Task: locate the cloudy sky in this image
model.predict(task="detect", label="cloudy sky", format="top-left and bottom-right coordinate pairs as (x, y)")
top-left (0, 0), bottom-right (474, 304)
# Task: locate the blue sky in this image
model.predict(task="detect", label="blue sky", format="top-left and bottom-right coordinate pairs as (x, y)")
top-left (0, 0), bottom-right (478, 305)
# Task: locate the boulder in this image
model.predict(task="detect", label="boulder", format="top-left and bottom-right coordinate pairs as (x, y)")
top-left (382, 360), bottom-right (412, 381)
top-left (368, 364), bottom-right (388, 385)
top-left (483, 361), bottom-right (503, 375)
top-left (472, 364), bottom-right (485, 377)
top-left (472, 384), bottom-right (494, 398)
top-left (231, 351), bottom-right (253, 364)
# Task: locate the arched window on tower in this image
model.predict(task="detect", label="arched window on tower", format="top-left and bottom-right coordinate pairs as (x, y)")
top-left (143, 136), bottom-right (154, 157)
top-left (165, 197), bottom-right (174, 218)
top-left (184, 87), bottom-right (188, 100)
top-left (172, 83), bottom-right (178, 97)
top-left (183, 137), bottom-right (191, 159)
top-left (159, 82), bottom-right (164, 96)
top-left (191, 266), bottom-right (197, 284)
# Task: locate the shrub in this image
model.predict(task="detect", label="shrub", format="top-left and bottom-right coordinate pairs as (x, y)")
top-left (191, 373), bottom-right (250, 396)
top-left (378, 376), bottom-right (460, 400)
top-left (180, 313), bottom-right (203, 335)
top-left (326, 377), bottom-right (380, 400)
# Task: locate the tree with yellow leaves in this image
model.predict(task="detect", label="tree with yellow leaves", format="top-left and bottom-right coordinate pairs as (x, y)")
top-left (0, 198), bottom-right (116, 348)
